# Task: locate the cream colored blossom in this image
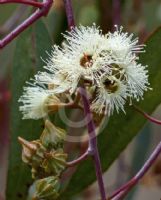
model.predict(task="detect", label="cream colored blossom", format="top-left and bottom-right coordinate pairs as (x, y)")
top-left (92, 74), bottom-right (128, 115)
top-left (19, 84), bottom-right (61, 119)
top-left (20, 24), bottom-right (150, 117)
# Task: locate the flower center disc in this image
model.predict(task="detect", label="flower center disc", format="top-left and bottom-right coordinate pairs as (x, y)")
top-left (103, 79), bottom-right (118, 93)
top-left (80, 53), bottom-right (93, 68)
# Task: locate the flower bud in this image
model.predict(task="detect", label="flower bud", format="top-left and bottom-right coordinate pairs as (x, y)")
top-left (33, 176), bottom-right (60, 200)
top-left (18, 137), bottom-right (46, 167)
top-left (42, 149), bottom-right (67, 175)
top-left (40, 120), bottom-right (66, 149)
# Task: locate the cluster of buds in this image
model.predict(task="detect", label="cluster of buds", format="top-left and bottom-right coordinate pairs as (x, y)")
top-left (19, 120), bottom-right (67, 199)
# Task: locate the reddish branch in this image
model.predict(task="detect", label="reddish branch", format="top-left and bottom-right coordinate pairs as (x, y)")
top-left (0, 0), bottom-right (53, 49)
top-left (66, 150), bottom-right (89, 167)
top-left (63, 0), bottom-right (75, 29)
top-left (63, 1), bottom-right (107, 199)
top-left (133, 105), bottom-right (161, 125)
top-left (112, 0), bottom-right (121, 27)
top-left (109, 140), bottom-right (161, 200)
top-left (0, 0), bottom-right (43, 8)
top-left (79, 86), bottom-right (107, 200)
top-left (108, 105), bottom-right (161, 199)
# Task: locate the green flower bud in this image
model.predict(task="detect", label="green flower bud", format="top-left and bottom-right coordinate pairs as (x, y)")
top-left (18, 137), bottom-right (46, 168)
top-left (40, 120), bottom-right (66, 149)
top-left (42, 149), bottom-right (67, 175)
top-left (33, 176), bottom-right (60, 200)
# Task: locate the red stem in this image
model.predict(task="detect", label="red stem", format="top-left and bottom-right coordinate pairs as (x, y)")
top-left (0, 0), bottom-right (53, 49)
top-left (0, 0), bottom-right (43, 8)
top-left (133, 105), bottom-right (161, 125)
top-left (63, 0), bottom-right (75, 29)
top-left (112, 0), bottom-right (121, 27)
top-left (63, 0), bottom-right (106, 198)
top-left (79, 87), bottom-right (107, 200)
top-left (110, 140), bottom-right (161, 200)
top-left (66, 150), bottom-right (89, 167)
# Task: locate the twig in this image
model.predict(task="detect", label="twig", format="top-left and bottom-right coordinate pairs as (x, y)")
top-left (0, 0), bottom-right (53, 48)
top-left (66, 150), bottom-right (89, 167)
top-left (63, 0), bottom-right (75, 29)
top-left (79, 86), bottom-right (107, 200)
top-left (63, 0), bottom-right (107, 198)
top-left (133, 105), bottom-right (161, 125)
top-left (112, 0), bottom-right (121, 27)
top-left (0, 0), bottom-right (43, 8)
top-left (109, 140), bottom-right (161, 200)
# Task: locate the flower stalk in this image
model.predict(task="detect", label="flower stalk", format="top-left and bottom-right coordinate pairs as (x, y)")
top-left (63, 0), bottom-right (107, 199)
top-left (79, 86), bottom-right (107, 200)
top-left (66, 150), bottom-right (89, 167)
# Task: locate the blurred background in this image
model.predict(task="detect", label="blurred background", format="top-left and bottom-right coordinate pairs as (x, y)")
top-left (0, 0), bottom-right (161, 199)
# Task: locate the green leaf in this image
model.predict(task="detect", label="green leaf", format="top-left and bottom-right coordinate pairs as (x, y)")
top-left (6, 20), bottom-right (51, 200)
top-left (78, 4), bottom-right (100, 25)
top-left (61, 27), bottom-right (161, 198)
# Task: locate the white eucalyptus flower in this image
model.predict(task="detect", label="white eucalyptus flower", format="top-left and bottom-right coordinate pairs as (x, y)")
top-left (106, 25), bottom-right (145, 60)
top-left (36, 25), bottom-right (115, 94)
top-left (91, 58), bottom-right (150, 115)
top-left (92, 74), bottom-right (128, 115)
top-left (28, 24), bottom-right (150, 116)
top-left (19, 84), bottom-right (61, 120)
top-left (119, 60), bottom-right (150, 101)
top-left (35, 71), bottom-right (79, 94)
top-left (108, 52), bottom-right (150, 96)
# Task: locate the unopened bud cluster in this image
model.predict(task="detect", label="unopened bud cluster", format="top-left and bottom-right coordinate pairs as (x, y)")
top-left (19, 120), bottom-right (67, 199)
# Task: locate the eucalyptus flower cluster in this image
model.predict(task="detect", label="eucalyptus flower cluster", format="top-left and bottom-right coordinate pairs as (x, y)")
top-left (18, 24), bottom-right (150, 200)
top-left (19, 25), bottom-right (150, 119)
